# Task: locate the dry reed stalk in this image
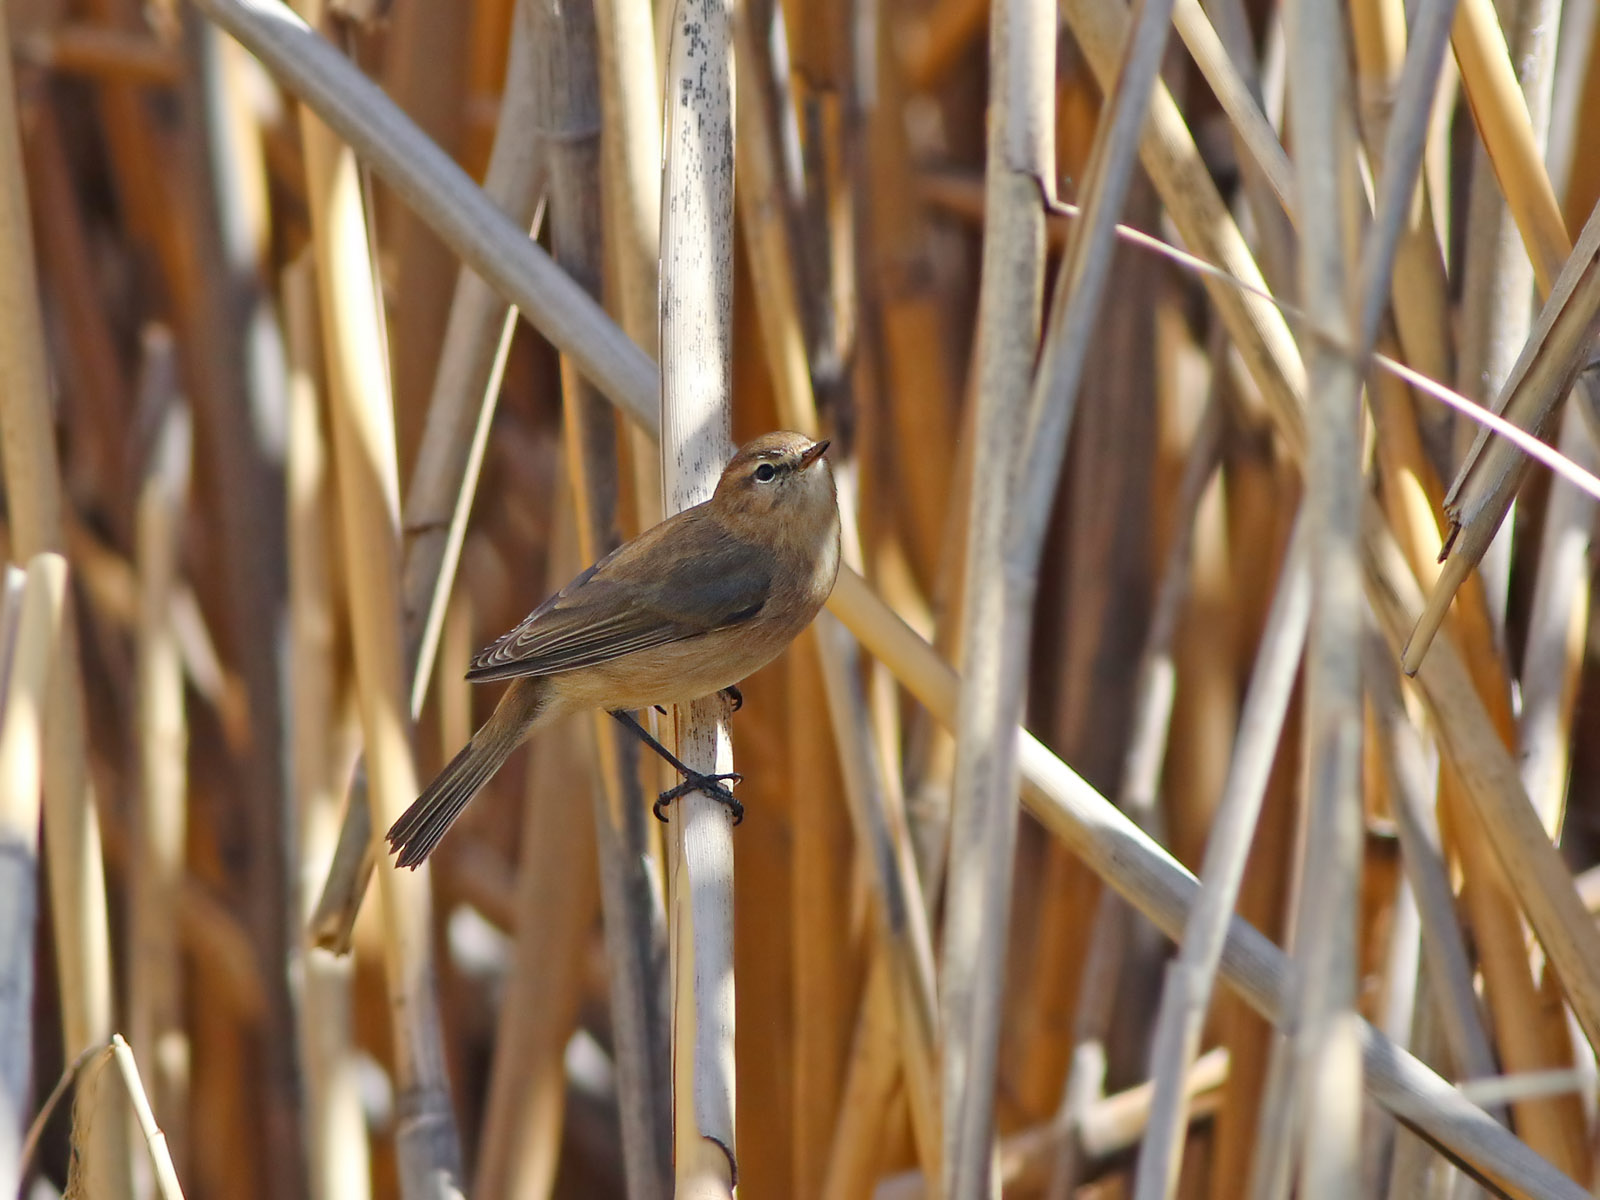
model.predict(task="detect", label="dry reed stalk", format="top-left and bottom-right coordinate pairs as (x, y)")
top-left (948, 0), bottom-right (1177, 1187)
top-left (1014, 183), bottom-right (1160, 1135)
top-left (292, 25), bottom-right (462, 1189)
top-left (128, 399), bottom-right (191, 1173)
top-left (524, 4), bottom-right (673, 1195)
top-left (400, 0), bottom-right (543, 711)
top-left (474, 723), bottom-right (601, 1197)
top-left (1365, 515), bottom-right (1600, 1051)
top-left (475, 497), bottom-right (601, 1197)
top-left (311, 0), bottom-right (546, 951)
top-left (1405, 0), bottom-right (1600, 659)
top-left (195, 0), bottom-right (657, 431)
top-left (1360, 632), bottom-right (1499, 1090)
top-left (785, 634), bottom-right (860, 1196)
top-left (592, 0), bottom-right (663, 535)
top-left (829, 565), bottom-right (1583, 1200)
top-left (1347, 0), bottom-right (1456, 389)
top-left (19, 98), bottom-right (130, 513)
top-left (381, 0), bottom-right (474, 474)
top-left (659, 1), bottom-right (739, 1193)
top-left (1204, 454), bottom-right (1301, 1198)
top-left (1517, 406), bottom-right (1596, 833)
top-left (824, 952), bottom-right (908, 1196)
top-left (1375, 481), bottom-right (1591, 1170)
top-left (732, 10), bottom-right (941, 1184)
top-left (730, 27), bottom-right (864, 1187)
top-left (1037, 385), bottom-right (1220, 1197)
top-left (0, 555), bottom-right (66, 1192)
top-left (1279, 0), bottom-right (1367, 1193)
top-left (1058, 0), bottom-right (1308, 461)
top-left (879, 1047), bottom-right (1232, 1199)
top-left (1452, 0), bottom-right (1569, 288)
top-left (282, 256), bottom-right (372, 1200)
top-left (286, 254), bottom-right (372, 1200)
top-left (1368, 334), bottom-right (1586, 1168)
top-left (178, 27), bottom-right (305, 1188)
top-left (111, 1034), bottom-right (185, 1200)
top-left (1134, 515), bottom-right (1309, 1200)
top-left (1406, 202), bottom-right (1600, 665)
top-left (1469, 0), bottom-right (1583, 839)
top-left (1171, 0), bottom-right (1295, 214)
top-left (0, 6), bottom-right (126, 1194)
top-left (938, 0), bottom-right (1051, 1190)
top-left (861, 12), bottom-right (961, 596)
top-left (814, 607), bottom-right (942, 1176)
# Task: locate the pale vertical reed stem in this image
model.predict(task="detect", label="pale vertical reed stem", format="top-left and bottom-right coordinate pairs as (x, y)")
top-left (0, 6), bottom-right (125, 1194)
top-left (1134, 515), bottom-right (1310, 1200)
top-left (130, 398), bottom-right (191, 1172)
top-left (282, 257), bottom-right (371, 1200)
top-left (293, 28), bottom-right (463, 1189)
top-left (586, 29), bottom-right (672, 1177)
top-left (659, 1), bottom-right (739, 1192)
top-left (1277, 0), bottom-right (1366, 1193)
top-left (1518, 407), bottom-right (1594, 834)
top-left (939, 0), bottom-right (1050, 1190)
top-left (0, 555), bottom-right (66, 1192)
top-left (1509, 0), bottom-right (1588, 839)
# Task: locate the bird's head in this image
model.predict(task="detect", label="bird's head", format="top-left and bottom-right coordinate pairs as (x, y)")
top-left (713, 431), bottom-right (836, 526)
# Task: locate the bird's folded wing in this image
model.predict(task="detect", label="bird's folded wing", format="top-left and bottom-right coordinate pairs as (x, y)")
top-left (466, 535), bottom-right (772, 681)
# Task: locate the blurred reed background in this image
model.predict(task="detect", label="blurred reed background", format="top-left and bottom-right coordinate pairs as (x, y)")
top-left (2, 0), bottom-right (1600, 1196)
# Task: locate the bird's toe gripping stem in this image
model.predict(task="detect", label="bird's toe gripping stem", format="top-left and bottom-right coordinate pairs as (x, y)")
top-left (653, 771), bottom-right (745, 824)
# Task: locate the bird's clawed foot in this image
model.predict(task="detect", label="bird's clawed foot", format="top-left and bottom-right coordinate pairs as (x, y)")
top-left (653, 771), bottom-right (745, 824)
top-left (721, 684), bottom-right (743, 712)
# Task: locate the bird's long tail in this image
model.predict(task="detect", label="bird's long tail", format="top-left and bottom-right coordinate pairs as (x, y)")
top-left (387, 678), bottom-right (547, 868)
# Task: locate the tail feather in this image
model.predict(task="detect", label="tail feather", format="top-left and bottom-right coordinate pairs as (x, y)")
top-left (388, 735), bottom-right (519, 868)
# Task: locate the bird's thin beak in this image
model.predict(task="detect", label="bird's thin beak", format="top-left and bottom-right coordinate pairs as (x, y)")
top-left (799, 439), bottom-right (831, 469)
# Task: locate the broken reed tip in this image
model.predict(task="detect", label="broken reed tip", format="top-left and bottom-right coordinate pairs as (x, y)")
top-left (1401, 552), bottom-right (1473, 676)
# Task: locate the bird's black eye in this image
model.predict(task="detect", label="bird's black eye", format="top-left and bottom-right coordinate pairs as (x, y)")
top-left (754, 463), bottom-right (777, 482)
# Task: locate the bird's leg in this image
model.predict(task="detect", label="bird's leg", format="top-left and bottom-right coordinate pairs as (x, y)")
top-left (609, 709), bottom-right (744, 824)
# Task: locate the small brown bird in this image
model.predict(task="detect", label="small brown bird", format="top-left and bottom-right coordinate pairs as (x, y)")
top-left (387, 431), bottom-right (841, 867)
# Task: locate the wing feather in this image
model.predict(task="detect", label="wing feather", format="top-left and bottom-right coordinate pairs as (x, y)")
top-left (466, 520), bottom-right (771, 682)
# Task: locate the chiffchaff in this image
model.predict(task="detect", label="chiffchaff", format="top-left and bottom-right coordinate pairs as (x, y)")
top-left (387, 431), bottom-right (840, 867)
